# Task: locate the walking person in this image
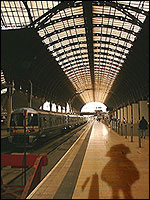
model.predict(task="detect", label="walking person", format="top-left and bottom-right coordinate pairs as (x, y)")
top-left (139, 116), bottom-right (148, 139)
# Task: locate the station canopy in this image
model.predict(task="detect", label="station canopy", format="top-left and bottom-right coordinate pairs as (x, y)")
top-left (1, 1), bottom-right (149, 110)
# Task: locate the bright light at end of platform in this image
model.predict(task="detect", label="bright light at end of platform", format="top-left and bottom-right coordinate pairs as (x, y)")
top-left (81, 102), bottom-right (107, 112)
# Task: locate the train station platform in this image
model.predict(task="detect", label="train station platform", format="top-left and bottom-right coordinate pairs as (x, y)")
top-left (26, 120), bottom-right (149, 199)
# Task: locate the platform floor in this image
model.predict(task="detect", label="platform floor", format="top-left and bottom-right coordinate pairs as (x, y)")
top-left (27, 120), bottom-right (149, 199)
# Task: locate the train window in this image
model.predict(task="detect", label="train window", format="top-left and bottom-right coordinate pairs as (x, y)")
top-left (10, 113), bottom-right (24, 126)
top-left (28, 114), bottom-right (38, 126)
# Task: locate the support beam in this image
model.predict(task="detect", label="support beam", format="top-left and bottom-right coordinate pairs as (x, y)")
top-left (82, 1), bottom-right (95, 101)
top-left (139, 100), bottom-right (149, 121)
top-left (7, 81), bottom-right (14, 130)
top-left (28, 80), bottom-right (32, 108)
top-left (132, 103), bottom-right (139, 124)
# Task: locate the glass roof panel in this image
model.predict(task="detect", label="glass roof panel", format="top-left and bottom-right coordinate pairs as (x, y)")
top-left (1, 1), bottom-right (149, 104)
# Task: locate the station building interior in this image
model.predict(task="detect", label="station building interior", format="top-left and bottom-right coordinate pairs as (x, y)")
top-left (1, 1), bottom-right (149, 199)
top-left (1, 1), bottom-right (149, 118)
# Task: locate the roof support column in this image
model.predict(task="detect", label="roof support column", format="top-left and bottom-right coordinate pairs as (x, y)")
top-left (132, 103), bottom-right (139, 124)
top-left (139, 100), bottom-right (149, 121)
top-left (127, 105), bottom-right (132, 123)
top-left (120, 107), bottom-right (124, 123)
top-left (49, 102), bottom-right (52, 112)
top-left (117, 109), bottom-right (121, 120)
top-left (56, 104), bottom-right (58, 113)
top-left (7, 80), bottom-right (14, 130)
top-left (28, 80), bottom-right (32, 108)
top-left (123, 106), bottom-right (128, 123)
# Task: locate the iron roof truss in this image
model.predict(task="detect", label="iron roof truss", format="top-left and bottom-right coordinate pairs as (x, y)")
top-left (1, 1), bottom-right (149, 109)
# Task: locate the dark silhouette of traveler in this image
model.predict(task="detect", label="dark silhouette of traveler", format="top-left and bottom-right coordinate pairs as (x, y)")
top-left (82, 173), bottom-right (99, 199)
top-left (101, 144), bottom-right (139, 199)
top-left (138, 116), bottom-right (148, 139)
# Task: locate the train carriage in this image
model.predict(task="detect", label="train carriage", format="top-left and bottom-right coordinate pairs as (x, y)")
top-left (8, 107), bottom-right (87, 148)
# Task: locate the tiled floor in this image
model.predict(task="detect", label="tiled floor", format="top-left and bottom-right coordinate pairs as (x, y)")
top-left (27, 120), bottom-right (149, 199)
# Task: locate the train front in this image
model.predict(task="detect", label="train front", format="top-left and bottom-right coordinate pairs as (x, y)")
top-left (8, 108), bottom-right (39, 148)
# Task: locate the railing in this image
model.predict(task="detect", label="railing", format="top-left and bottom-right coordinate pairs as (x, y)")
top-left (103, 118), bottom-right (149, 148)
top-left (1, 154), bottom-right (48, 199)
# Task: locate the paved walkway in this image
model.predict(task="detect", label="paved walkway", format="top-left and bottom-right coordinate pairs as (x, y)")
top-left (27, 120), bottom-right (149, 199)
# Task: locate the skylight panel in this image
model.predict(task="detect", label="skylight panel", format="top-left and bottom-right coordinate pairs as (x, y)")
top-left (109, 38), bottom-right (118, 44)
top-left (133, 25), bottom-right (141, 33)
top-left (78, 36), bottom-right (86, 42)
top-left (58, 31), bottom-right (67, 39)
top-left (72, 38), bottom-right (78, 43)
top-left (51, 34), bottom-right (59, 42)
top-left (72, 6), bottom-right (83, 15)
top-left (1, 1), bottom-right (29, 29)
top-left (76, 28), bottom-right (85, 34)
top-left (64, 7), bottom-right (72, 17)
top-left (61, 40), bottom-right (70, 46)
top-left (121, 32), bottom-right (129, 39)
top-left (54, 21), bottom-right (64, 30)
top-left (74, 17), bottom-right (84, 25)
top-left (115, 9), bottom-right (126, 17)
top-left (138, 13), bottom-right (147, 23)
top-left (1, 1), bottom-right (149, 105)
top-left (1, 70), bottom-right (6, 85)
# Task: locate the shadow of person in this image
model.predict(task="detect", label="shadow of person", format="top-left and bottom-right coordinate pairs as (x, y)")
top-left (101, 144), bottom-right (139, 199)
top-left (82, 173), bottom-right (99, 199)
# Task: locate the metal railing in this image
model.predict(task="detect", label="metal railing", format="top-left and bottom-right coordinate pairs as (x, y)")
top-left (103, 118), bottom-right (149, 148)
top-left (1, 154), bottom-right (48, 199)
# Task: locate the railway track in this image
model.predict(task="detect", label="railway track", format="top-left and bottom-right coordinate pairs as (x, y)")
top-left (1, 121), bottom-right (92, 189)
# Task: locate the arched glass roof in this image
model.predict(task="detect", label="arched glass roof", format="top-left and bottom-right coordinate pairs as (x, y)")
top-left (1, 1), bottom-right (149, 104)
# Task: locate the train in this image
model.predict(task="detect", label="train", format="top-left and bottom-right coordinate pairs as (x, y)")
top-left (8, 107), bottom-right (88, 148)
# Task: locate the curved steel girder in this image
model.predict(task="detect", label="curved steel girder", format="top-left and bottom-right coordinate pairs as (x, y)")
top-left (93, 1), bottom-right (149, 17)
top-left (93, 46), bottom-right (128, 55)
top-left (61, 59), bottom-right (120, 70)
top-left (47, 33), bottom-right (133, 48)
top-left (105, 67), bottom-right (145, 108)
top-left (41, 22), bottom-right (136, 39)
top-left (54, 44), bottom-right (128, 61)
top-left (46, 76), bottom-right (74, 101)
top-left (36, 71), bottom-right (72, 103)
top-left (28, 1), bottom-right (76, 29)
top-left (35, 8), bottom-right (143, 31)
top-left (22, 1), bottom-right (34, 24)
top-left (106, 71), bottom-right (140, 105)
top-left (47, 39), bottom-right (130, 54)
top-left (56, 46), bottom-right (128, 63)
top-left (104, 1), bottom-right (144, 27)
top-left (59, 51), bottom-right (125, 66)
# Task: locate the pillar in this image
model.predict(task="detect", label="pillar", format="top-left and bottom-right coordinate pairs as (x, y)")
top-left (7, 81), bottom-right (14, 130)
top-left (40, 98), bottom-right (45, 110)
top-left (127, 105), bottom-right (132, 123)
top-left (120, 107), bottom-right (124, 123)
top-left (114, 110), bottom-right (117, 118)
top-left (28, 80), bottom-right (32, 108)
top-left (56, 104), bottom-right (58, 112)
top-left (139, 100), bottom-right (149, 121)
top-left (123, 107), bottom-right (127, 122)
top-left (118, 109), bottom-right (120, 119)
top-left (61, 106), bottom-right (63, 113)
top-left (49, 102), bottom-right (52, 112)
top-left (132, 103), bottom-right (139, 124)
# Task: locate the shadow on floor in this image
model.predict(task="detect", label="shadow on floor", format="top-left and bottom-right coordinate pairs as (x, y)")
top-left (82, 144), bottom-right (140, 199)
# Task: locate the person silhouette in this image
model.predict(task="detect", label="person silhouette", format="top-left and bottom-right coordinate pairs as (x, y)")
top-left (101, 144), bottom-right (139, 199)
top-left (82, 173), bottom-right (99, 199)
